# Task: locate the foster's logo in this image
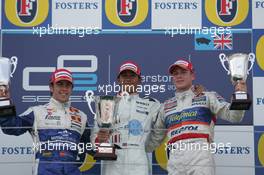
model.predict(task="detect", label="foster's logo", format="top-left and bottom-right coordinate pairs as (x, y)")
top-left (217, 0), bottom-right (237, 23)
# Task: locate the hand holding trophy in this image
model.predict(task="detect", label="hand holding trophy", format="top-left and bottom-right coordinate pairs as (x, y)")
top-left (86, 90), bottom-right (126, 160)
top-left (0, 56), bottom-right (18, 117)
top-left (219, 53), bottom-right (255, 110)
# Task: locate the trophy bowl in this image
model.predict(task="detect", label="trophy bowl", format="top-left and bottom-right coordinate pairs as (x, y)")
top-left (0, 56), bottom-right (18, 117)
top-left (85, 91), bottom-right (121, 160)
top-left (219, 53), bottom-right (255, 110)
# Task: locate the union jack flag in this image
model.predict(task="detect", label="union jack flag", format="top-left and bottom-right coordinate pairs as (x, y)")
top-left (213, 33), bottom-right (233, 50)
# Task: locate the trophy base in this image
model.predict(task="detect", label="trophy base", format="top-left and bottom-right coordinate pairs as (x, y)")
top-left (230, 93), bottom-right (252, 110)
top-left (93, 152), bottom-right (117, 161)
top-left (94, 143), bottom-right (117, 161)
top-left (0, 105), bottom-right (17, 117)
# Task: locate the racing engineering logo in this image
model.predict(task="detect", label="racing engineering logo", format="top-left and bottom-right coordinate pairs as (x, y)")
top-left (22, 55), bottom-right (97, 103)
top-left (205, 0), bottom-right (249, 26)
top-left (5, 0), bottom-right (49, 27)
top-left (104, 0), bottom-right (149, 27)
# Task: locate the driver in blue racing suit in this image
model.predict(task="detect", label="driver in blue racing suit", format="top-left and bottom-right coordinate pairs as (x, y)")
top-left (0, 68), bottom-right (90, 175)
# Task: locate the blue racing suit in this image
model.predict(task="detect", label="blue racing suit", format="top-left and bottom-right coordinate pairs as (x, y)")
top-left (0, 98), bottom-right (90, 175)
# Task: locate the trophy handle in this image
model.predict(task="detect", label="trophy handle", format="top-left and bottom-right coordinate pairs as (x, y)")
top-left (247, 53), bottom-right (255, 74)
top-left (10, 56), bottom-right (18, 78)
top-left (85, 90), bottom-right (96, 118)
top-left (219, 53), bottom-right (231, 75)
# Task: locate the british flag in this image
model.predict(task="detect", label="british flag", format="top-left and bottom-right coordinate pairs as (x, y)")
top-left (213, 33), bottom-right (233, 50)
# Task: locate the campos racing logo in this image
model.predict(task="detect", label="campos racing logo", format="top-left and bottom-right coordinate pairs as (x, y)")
top-left (205, 0), bottom-right (248, 26)
top-left (105, 0), bottom-right (148, 27)
top-left (217, 0), bottom-right (237, 23)
top-left (5, 0), bottom-right (49, 27)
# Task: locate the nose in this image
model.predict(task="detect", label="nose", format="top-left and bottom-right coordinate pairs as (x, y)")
top-left (60, 85), bottom-right (70, 91)
top-left (173, 73), bottom-right (182, 79)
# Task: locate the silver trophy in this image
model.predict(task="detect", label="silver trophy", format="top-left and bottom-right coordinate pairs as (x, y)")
top-left (0, 56), bottom-right (18, 117)
top-left (86, 90), bottom-right (127, 160)
top-left (219, 53), bottom-right (255, 110)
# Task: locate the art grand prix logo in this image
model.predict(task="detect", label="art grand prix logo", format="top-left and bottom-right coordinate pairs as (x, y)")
top-left (5, 0), bottom-right (49, 27)
top-left (105, 0), bottom-right (148, 27)
top-left (205, 0), bottom-right (249, 26)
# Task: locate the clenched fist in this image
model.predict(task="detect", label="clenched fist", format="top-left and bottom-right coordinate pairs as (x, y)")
top-left (0, 85), bottom-right (9, 98)
top-left (234, 80), bottom-right (247, 92)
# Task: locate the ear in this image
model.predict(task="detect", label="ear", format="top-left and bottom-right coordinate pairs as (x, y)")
top-left (138, 76), bottom-right (142, 83)
top-left (191, 72), bottom-right (195, 81)
top-left (117, 76), bottom-right (121, 84)
top-left (49, 84), bottom-right (54, 93)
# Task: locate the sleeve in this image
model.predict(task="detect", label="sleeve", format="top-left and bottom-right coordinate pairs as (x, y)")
top-left (90, 116), bottom-right (100, 148)
top-left (145, 103), bottom-right (167, 152)
top-left (78, 120), bottom-right (95, 162)
top-left (0, 107), bottom-right (35, 136)
top-left (207, 91), bottom-right (245, 123)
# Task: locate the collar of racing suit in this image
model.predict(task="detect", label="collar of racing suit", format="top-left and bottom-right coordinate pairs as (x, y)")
top-left (49, 97), bottom-right (71, 110)
top-left (117, 92), bottom-right (139, 101)
top-left (175, 86), bottom-right (195, 99)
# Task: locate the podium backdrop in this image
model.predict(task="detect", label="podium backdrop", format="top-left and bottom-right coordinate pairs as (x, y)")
top-left (0, 0), bottom-right (264, 174)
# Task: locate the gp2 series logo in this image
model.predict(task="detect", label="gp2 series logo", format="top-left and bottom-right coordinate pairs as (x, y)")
top-left (23, 55), bottom-right (98, 91)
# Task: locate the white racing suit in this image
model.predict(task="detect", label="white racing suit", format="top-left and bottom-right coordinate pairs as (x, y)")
top-left (91, 94), bottom-right (160, 175)
top-left (0, 98), bottom-right (89, 175)
top-left (147, 88), bottom-right (245, 175)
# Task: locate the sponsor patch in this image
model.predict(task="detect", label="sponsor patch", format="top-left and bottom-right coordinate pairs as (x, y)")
top-left (192, 96), bottom-right (207, 105)
top-left (164, 100), bottom-right (177, 112)
top-left (136, 101), bottom-right (149, 106)
top-left (128, 119), bottom-right (143, 136)
top-left (136, 109), bottom-right (149, 115)
top-left (171, 125), bottom-right (199, 137)
top-left (45, 115), bottom-right (60, 120)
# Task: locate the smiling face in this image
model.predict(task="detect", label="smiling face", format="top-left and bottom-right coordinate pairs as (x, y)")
top-left (117, 70), bottom-right (141, 94)
top-left (49, 80), bottom-right (73, 103)
top-left (171, 66), bottom-right (195, 92)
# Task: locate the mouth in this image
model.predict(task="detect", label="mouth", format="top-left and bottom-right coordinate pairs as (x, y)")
top-left (59, 93), bottom-right (68, 97)
top-left (176, 80), bottom-right (184, 83)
